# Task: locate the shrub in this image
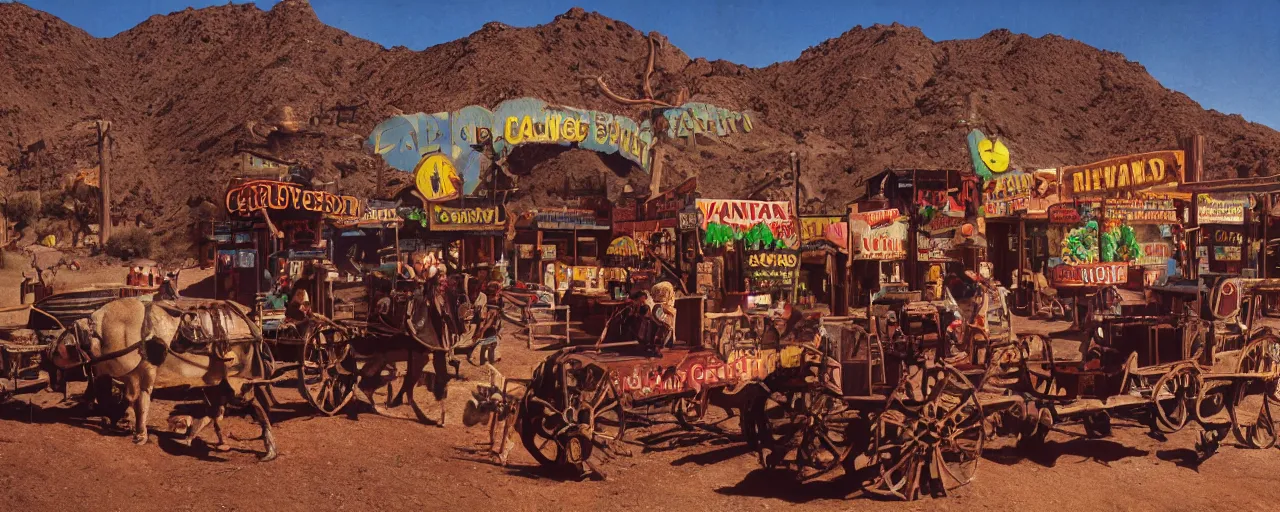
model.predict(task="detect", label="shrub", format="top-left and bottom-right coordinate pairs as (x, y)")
top-left (4, 191), bottom-right (41, 228)
top-left (105, 227), bottom-right (155, 259)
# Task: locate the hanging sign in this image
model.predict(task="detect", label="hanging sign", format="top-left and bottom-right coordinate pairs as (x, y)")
top-left (225, 180), bottom-right (364, 219)
top-left (981, 171), bottom-right (1034, 217)
top-left (427, 204), bottom-right (506, 231)
top-left (849, 210), bottom-right (907, 261)
top-left (743, 249), bottom-right (798, 292)
top-left (1059, 150), bottom-right (1185, 199)
top-left (1137, 242), bottom-right (1172, 266)
top-left (1103, 199), bottom-right (1178, 224)
top-left (1051, 262), bottom-right (1130, 286)
top-left (1196, 194), bottom-right (1248, 225)
top-left (540, 245), bottom-right (557, 259)
top-left (696, 199), bottom-right (798, 247)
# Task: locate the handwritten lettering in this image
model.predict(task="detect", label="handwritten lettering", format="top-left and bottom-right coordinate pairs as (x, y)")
top-left (225, 180), bottom-right (363, 218)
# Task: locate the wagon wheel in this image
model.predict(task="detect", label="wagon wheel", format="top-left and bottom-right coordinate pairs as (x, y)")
top-left (672, 390), bottom-right (709, 429)
top-left (871, 364), bottom-right (985, 500)
top-left (1151, 365), bottom-right (1198, 434)
top-left (519, 393), bottom-right (565, 467)
top-left (518, 369), bottom-right (628, 476)
top-left (1231, 338), bottom-right (1280, 449)
top-left (745, 387), bottom-right (865, 482)
top-left (1019, 334), bottom-right (1058, 397)
top-left (297, 327), bottom-right (355, 416)
top-left (1237, 335), bottom-right (1280, 405)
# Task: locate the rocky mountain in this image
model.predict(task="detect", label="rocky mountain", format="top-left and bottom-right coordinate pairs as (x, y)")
top-left (1, 0), bottom-right (1276, 247)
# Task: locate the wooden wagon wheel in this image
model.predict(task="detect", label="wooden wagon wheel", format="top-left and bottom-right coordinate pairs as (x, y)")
top-left (1238, 335), bottom-right (1280, 405)
top-left (1151, 364), bottom-right (1199, 434)
top-left (297, 327), bottom-right (355, 416)
top-left (871, 364), bottom-right (985, 500)
top-left (745, 387), bottom-right (866, 482)
top-left (519, 364), bottom-right (628, 476)
top-left (1230, 337), bottom-right (1280, 449)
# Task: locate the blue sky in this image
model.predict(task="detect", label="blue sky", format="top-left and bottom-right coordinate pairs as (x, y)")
top-left (20, 0), bottom-right (1280, 129)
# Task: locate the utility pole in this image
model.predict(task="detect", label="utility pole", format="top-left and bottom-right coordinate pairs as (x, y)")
top-left (790, 151), bottom-right (801, 305)
top-left (94, 120), bottom-right (113, 245)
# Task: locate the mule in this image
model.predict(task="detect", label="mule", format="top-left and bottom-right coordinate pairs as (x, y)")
top-left (52, 298), bottom-right (278, 461)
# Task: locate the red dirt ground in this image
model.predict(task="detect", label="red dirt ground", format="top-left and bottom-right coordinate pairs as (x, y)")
top-left (3, 316), bottom-right (1280, 511)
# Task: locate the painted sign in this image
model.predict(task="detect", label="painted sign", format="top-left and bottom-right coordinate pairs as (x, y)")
top-left (1214, 246), bottom-right (1242, 262)
top-left (1051, 262), bottom-right (1130, 286)
top-left (982, 171), bottom-right (1034, 217)
top-left (743, 249), bottom-right (798, 292)
top-left (678, 212), bottom-right (699, 231)
top-left (967, 129), bottom-right (1011, 181)
top-left (1137, 242), bottom-right (1172, 266)
top-left (1047, 203), bottom-right (1082, 224)
top-left (225, 180), bottom-right (363, 219)
top-left (1207, 227), bottom-right (1244, 246)
top-left (516, 244), bottom-right (535, 259)
top-left (917, 234), bottom-right (955, 262)
top-left (849, 210), bottom-right (908, 261)
top-left (612, 349), bottom-right (777, 400)
top-left (414, 154), bottom-right (462, 201)
top-left (540, 245), bottom-right (557, 260)
top-left (371, 98), bottom-right (753, 191)
top-left (696, 199), bottom-right (798, 248)
top-left (427, 204), bottom-right (505, 231)
top-left (662, 102), bottom-right (754, 140)
top-left (1059, 150), bottom-right (1185, 198)
top-left (1197, 194), bottom-right (1248, 225)
top-left (1103, 199), bottom-right (1178, 224)
top-left (336, 200), bottom-right (402, 228)
top-left (800, 216), bottom-right (843, 243)
top-left (535, 209), bottom-right (606, 230)
top-left (923, 214), bottom-right (964, 235)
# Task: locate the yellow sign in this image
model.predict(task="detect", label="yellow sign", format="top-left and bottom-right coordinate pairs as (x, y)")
top-left (978, 138), bottom-right (1010, 174)
top-left (1060, 150), bottom-right (1185, 199)
top-left (414, 154), bottom-right (461, 202)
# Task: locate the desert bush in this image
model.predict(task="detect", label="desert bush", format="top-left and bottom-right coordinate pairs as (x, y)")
top-left (105, 227), bottom-right (155, 259)
top-left (4, 191), bottom-right (41, 227)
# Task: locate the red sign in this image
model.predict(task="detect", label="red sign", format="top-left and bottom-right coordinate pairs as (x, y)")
top-left (1047, 203), bottom-right (1082, 224)
top-left (1050, 262), bottom-right (1130, 286)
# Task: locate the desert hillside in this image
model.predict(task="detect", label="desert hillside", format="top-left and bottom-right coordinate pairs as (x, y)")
top-left (1, 0), bottom-right (1276, 247)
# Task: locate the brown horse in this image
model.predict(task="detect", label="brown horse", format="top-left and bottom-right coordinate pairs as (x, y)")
top-left (349, 275), bottom-right (455, 424)
top-left (51, 298), bottom-right (277, 460)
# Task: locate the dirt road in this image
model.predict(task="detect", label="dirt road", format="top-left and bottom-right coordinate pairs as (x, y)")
top-left (3, 317), bottom-right (1279, 511)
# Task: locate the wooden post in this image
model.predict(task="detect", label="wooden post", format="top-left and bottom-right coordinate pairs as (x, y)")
top-left (1182, 135), bottom-right (1204, 279)
top-left (95, 121), bottom-right (113, 245)
top-left (1264, 194), bottom-right (1271, 278)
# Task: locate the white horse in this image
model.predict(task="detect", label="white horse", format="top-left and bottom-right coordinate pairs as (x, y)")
top-left (52, 298), bottom-right (277, 460)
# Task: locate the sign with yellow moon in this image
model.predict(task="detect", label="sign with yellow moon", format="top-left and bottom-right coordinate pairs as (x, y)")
top-left (967, 129), bottom-right (1012, 180)
top-left (414, 154), bottom-right (461, 201)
